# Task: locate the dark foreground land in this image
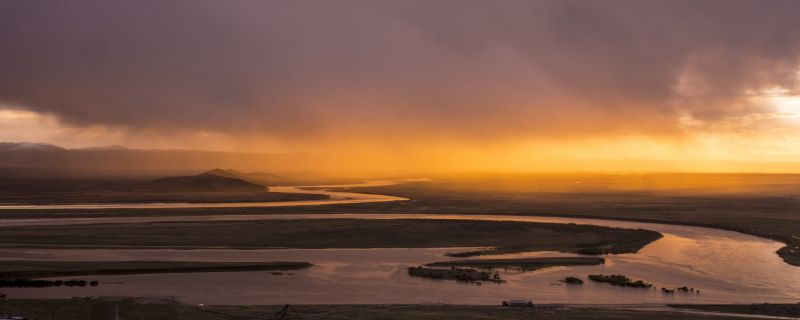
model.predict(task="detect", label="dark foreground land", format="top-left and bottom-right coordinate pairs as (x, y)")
top-left (671, 303), bottom-right (800, 318)
top-left (0, 261), bottom-right (311, 279)
top-left (0, 219), bottom-right (661, 257)
top-left (0, 298), bottom-right (785, 320)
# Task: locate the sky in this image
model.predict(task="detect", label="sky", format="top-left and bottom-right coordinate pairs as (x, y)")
top-left (2, 0), bottom-right (800, 174)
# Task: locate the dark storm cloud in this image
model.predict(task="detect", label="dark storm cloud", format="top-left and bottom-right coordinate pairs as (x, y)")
top-left (1, 0), bottom-right (800, 139)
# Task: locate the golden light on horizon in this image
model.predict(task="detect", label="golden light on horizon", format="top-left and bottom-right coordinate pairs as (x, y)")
top-left (3, 1), bottom-right (800, 176)
top-left (769, 93), bottom-right (800, 120)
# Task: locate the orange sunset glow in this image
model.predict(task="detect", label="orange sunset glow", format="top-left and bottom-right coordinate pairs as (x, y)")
top-left (2, 1), bottom-right (800, 176)
top-left (1, 2), bottom-right (799, 316)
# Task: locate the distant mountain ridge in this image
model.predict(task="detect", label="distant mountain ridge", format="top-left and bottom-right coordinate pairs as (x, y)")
top-left (146, 168), bottom-right (360, 191)
top-left (0, 141), bottom-right (324, 178)
top-left (0, 142), bottom-right (65, 152)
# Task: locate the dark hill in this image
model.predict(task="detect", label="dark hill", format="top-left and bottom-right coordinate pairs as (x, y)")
top-left (235, 171), bottom-right (293, 185)
top-left (202, 168), bottom-right (247, 179)
top-left (197, 169), bottom-right (291, 186)
top-left (237, 170), bottom-right (358, 186)
top-left (198, 168), bottom-right (357, 186)
top-left (149, 171), bottom-right (267, 191)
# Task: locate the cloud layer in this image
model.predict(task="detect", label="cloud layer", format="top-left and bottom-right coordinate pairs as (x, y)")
top-left (2, 0), bottom-right (800, 151)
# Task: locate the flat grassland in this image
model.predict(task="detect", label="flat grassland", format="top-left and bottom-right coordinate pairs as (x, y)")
top-left (0, 298), bottom-right (779, 320)
top-left (0, 178), bottom-right (327, 204)
top-left (0, 261), bottom-right (311, 279)
top-left (0, 219), bottom-right (660, 257)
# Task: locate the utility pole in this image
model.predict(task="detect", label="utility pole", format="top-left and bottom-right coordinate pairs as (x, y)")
top-left (114, 304), bottom-right (119, 320)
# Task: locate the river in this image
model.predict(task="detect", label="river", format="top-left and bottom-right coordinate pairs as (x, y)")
top-left (0, 181), bottom-right (797, 305)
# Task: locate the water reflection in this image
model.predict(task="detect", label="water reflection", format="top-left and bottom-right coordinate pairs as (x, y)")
top-left (0, 180), bottom-right (797, 304)
top-left (0, 217), bottom-right (797, 305)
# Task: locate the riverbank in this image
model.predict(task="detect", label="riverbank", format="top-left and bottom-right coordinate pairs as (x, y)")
top-left (0, 219), bottom-right (661, 257)
top-left (0, 261), bottom-right (312, 279)
top-left (426, 256), bottom-right (605, 269)
top-left (0, 298), bottom-right (785, 319)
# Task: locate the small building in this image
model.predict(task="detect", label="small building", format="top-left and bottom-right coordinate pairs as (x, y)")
top-left (502, 299), bottom-right (533, 308)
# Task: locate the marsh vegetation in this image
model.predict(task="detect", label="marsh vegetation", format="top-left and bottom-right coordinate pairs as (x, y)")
top-left (587, 274), bottom-right (652, 288)
top-left (407, 266), bottom-right (503, 283)
top-left (0, 279), bottom-right (98, 288)
top-left (561, 276), bottom-right (584, 284)
top-left (0, 261), bottom-right (312, 279)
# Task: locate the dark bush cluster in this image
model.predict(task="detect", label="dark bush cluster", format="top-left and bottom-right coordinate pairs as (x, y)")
top-left (588, 274), bottom-right (651, 288)
top-left (562, 276), bottom-right (584, 284)
top-left (0, 278), bottom-right (99, 288)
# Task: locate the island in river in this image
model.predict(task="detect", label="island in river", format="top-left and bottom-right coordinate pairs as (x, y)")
top-left (425, 256), bottom-right (605, 270)
top-left (0, 219), bottom-right (661, 258)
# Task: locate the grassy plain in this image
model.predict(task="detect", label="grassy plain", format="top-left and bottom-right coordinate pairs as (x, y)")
top-left (0, 219), bottom-right (660, 257)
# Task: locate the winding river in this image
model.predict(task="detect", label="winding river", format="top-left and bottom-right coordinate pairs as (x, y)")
top-left (0, 181), bottom-right (797, 305)
top-left (0, 180), bottom-right (410, 210)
